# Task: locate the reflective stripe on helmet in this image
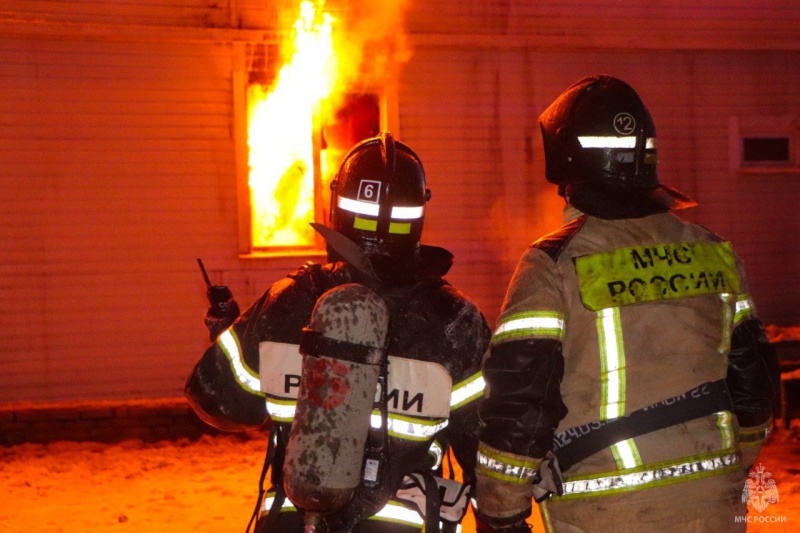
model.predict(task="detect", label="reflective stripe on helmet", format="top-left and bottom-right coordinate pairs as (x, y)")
top-left (492, 311), bottom-right (565, 343)
top-left (578, 136), bottom-right (656, 149)
top-left (353, 218), bottom-right (413, 234)
top-left (354, 216), bottom-right (377, 231)
top-left (560, 451), bottom-right (740, 498)
top-left (391, 205), bottom-right (425, 219)
top-left (217, 329), bottom-right (263, 396)
top-left (339, 196), bottom-right (379, 216)
top-left (389, 222), bottom-right (411, 234)
top-left (338, 196), bottom-right (425, 219)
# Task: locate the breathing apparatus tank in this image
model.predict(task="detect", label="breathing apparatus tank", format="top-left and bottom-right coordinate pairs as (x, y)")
top-left (283, 283), bottom-right (390, 530)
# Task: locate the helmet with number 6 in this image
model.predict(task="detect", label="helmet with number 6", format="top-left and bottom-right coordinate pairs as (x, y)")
top-left (539, 74), bottom-right (696, 219)
top-left (329, 132), bottom-right (430, 282)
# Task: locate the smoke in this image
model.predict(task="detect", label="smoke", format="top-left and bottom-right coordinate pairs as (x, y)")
top-left (330, 0), bottom-right (413, 94)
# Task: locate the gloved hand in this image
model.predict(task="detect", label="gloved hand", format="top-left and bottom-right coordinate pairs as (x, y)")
top-left (475, 471), bottom-right (534, 530)
top-left (203, 285), bottom-right (239, 341)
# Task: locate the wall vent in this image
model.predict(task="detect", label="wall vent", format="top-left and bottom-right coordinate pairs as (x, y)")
top-left (730, 116), bottom-right (798, 173)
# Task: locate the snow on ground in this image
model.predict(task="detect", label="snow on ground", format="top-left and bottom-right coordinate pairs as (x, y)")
top-left (1, 425), bottom-right (799, 532)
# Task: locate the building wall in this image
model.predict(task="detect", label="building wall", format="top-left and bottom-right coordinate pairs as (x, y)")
top-left (1, 0), bottom-right (798, 403)
top-left (400, 46), bottom-right (800, 329)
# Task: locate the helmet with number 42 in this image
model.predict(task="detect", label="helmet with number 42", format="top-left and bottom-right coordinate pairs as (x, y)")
top-left (329, 132), bottom-right (430, 281)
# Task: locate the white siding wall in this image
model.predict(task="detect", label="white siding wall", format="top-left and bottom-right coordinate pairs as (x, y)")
top-left (1, 0), bottom-right (799, 403)
top-left (401, 47), bottom-right (800, 328)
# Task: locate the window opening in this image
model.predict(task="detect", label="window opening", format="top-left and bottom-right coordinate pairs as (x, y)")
top-left (239, 0), bottom-right (407, 256)
top-left (742, 137), bottom-right (790, 164)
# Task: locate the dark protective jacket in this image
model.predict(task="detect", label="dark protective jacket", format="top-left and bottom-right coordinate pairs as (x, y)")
top-left (186, 258), bottom-right (491, 532)
top-left (477, 211), bottom-right (779, 526)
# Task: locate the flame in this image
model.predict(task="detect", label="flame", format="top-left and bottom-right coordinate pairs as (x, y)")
top-left (247, 0), bottom-right (411, 251)
top-left (248, 1), bottom-right (338, 249)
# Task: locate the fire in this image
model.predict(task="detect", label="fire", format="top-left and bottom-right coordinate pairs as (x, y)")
top-left (246, 0), bottom-right (410, 251)
top-left (247, 1), bottom-right (338, 250)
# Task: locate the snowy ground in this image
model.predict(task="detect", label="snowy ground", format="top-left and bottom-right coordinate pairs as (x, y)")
top-left (1, 424), bottom-right (798, 532)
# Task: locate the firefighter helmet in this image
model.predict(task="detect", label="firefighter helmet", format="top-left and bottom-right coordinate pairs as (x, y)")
top-left (329, 132), bottom-right (430, 282)
top-left (539, 75), bottom-right (696, 219)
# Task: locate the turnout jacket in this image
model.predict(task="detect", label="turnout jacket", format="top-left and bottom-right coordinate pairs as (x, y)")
top-left (186, 259), bottom-right (491, 531)
top-left (478, 211), bottom-right (779, 501)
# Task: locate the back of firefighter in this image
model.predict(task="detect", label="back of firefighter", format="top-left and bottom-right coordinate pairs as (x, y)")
top-left (475, 75), bottom-right (780, 532)
top-left (185, 132), bottom-right (491, 532)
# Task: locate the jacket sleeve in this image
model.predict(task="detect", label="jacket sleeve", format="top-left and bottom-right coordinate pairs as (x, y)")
top-left (478, 246), bottom-right (569, 461)
top-left (445, 305), bottom-right (492, 488)
top-left (726, 306), bottom-right (780, 467)
top-left (185, 290), bottom-right (272, 431)
top-left (479, 338), bottom-right (567, 459)
top-left (474, 248), bottom-right (569, 527)
top-left (185, 263), bottom-right (338, 433)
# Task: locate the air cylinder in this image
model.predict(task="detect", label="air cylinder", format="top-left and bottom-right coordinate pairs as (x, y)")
top-left (283, 283), bottom-right (389, 527)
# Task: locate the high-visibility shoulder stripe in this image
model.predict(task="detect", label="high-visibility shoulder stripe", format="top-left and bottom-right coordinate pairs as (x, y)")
top-left (218, 329), bottom-right (263, 396)
top-left (493, 311), bottom-right (565, 343)
top-left (450, 371), bottom-right (485, 410)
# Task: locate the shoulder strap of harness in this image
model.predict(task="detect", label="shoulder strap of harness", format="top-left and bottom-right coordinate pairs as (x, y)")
top-left (553, 379), bottom-right (733, 471)
top-left (246, 424), bottom-right (286, 533)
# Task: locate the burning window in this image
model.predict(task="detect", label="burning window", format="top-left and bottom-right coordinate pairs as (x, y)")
top-left (243, 1), bottom-right (388, 254)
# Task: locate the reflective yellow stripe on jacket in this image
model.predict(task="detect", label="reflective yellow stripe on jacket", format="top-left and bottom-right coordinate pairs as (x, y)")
top-left (217, 328), bottom-right (263, 397)
top-left (260, 493), bottom-right (463, 532)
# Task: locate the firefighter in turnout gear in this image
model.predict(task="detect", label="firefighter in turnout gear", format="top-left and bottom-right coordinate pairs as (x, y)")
top-left (475, 76), bottom-right (780, 532)
top-left (186, 132), bottom-right (492, 532)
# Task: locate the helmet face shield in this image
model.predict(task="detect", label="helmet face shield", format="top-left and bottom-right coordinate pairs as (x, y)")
top-left (329, 132), bottom-right (429, 279)
top-left (539, 75), bottom-right (696, 217)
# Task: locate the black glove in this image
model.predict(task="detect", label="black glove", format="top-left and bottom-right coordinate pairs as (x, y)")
top-left (203, 285), bottom-right (240, 341)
